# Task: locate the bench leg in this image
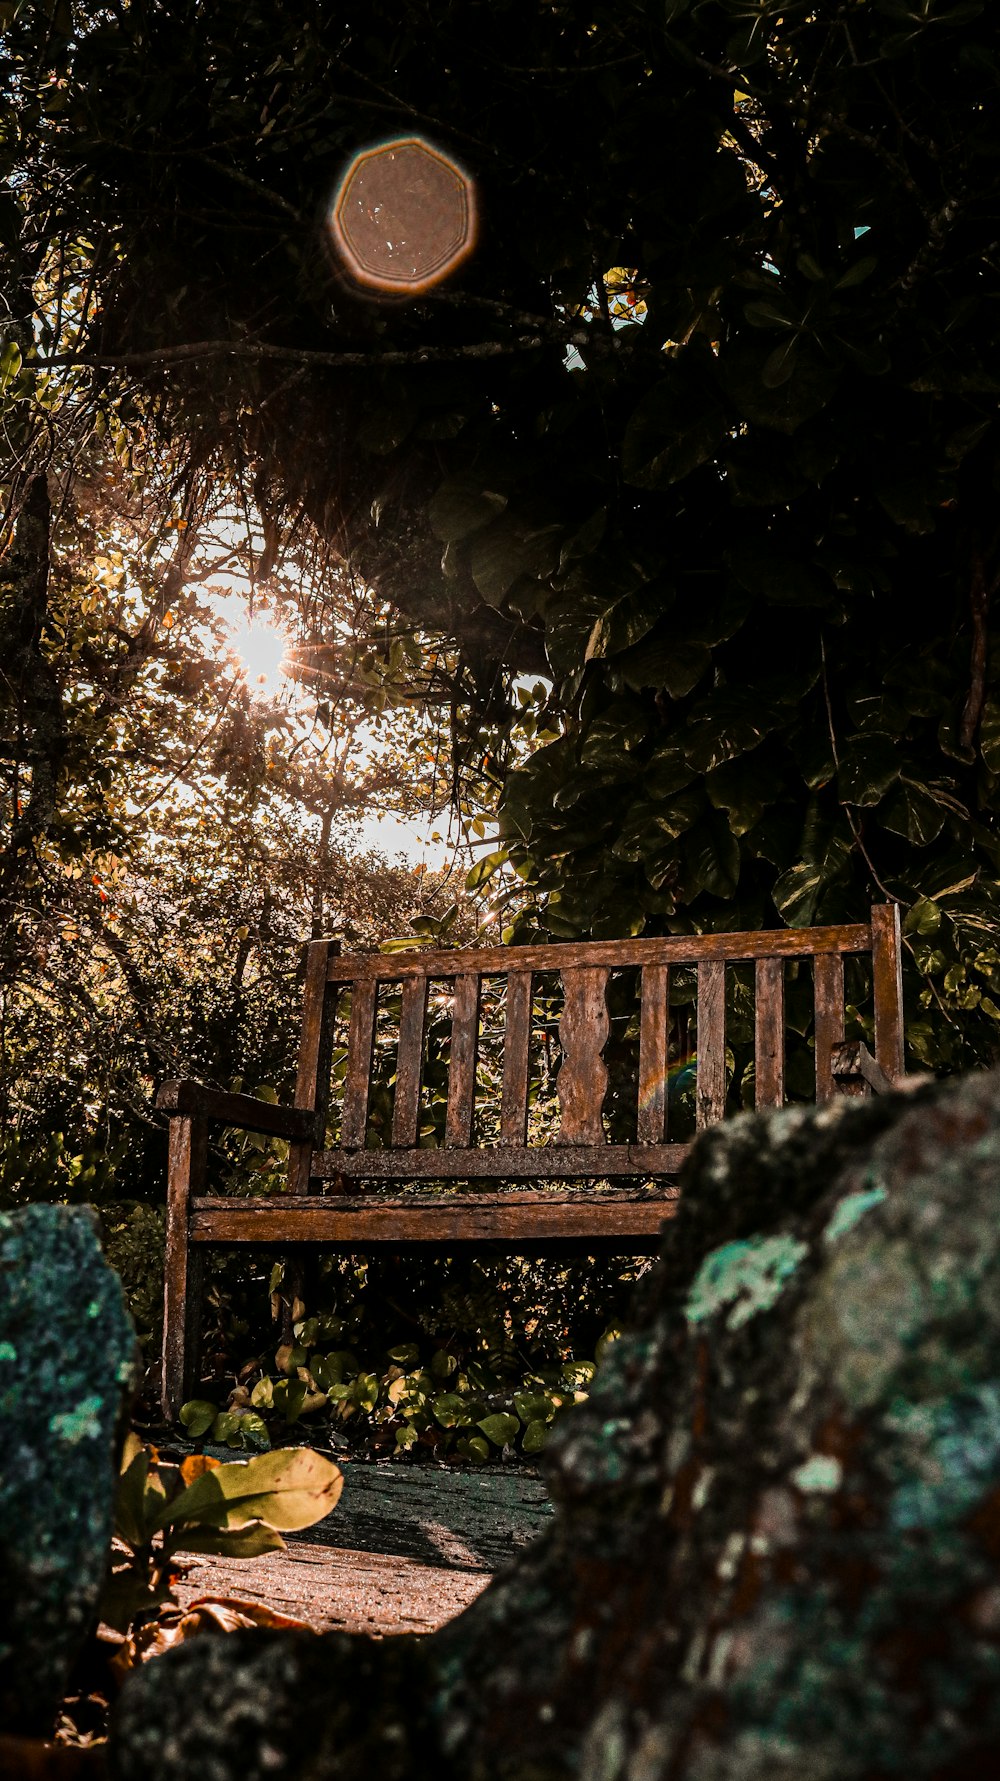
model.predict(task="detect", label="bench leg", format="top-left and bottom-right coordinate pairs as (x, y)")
top-left (161, 1113), bottom-right (207, 1422)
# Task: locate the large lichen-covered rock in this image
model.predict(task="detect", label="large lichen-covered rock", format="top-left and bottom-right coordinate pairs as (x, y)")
top-left (111, 1071), bottom-right (1000, 1778)
top-left (0, 1203), bottom-right (139, 1734)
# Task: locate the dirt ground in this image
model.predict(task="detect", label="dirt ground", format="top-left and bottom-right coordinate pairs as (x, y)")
top-left (174, 1536), bottom-right (490, 1636)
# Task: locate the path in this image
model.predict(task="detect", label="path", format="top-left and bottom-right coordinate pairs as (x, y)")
top-left (175, 1457), bottom-right (553, 1636)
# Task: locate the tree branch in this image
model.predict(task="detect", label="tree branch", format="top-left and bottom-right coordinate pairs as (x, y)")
top-left (44, 332), bottom-right (590, 375)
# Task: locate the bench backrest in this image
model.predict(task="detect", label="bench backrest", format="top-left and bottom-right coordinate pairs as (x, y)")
top-left (286, 905), bottom-right (903, 1191)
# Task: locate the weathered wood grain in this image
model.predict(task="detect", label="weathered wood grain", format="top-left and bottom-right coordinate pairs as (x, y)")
top-left (341, 977), bottom-right (378, 1148)
top-left (871, 901), bottom-right (905, 1082)
top-left (392, 975), bottom-right (429, 1147)
top-left (637, 964), bottom-right (670, 1143)
top-left (310, 1141), bottom-right (690, 1180)
top-left (445, 975), bottom-right (480, 1147)
top-left (288, 939), bottom-right (338, 1192)
top-left (813, 951), bottom-right (845, 1103)
top-left (190, 1191), bottom-right (680, 1245)
top-left (696, 960), bottom-right (726, 1129)
top-left (754, 956), bottom-right (785, 1109)
top-left (326, 923), bottom-right (873, 983)
top-left (162, 1112), bottom-right (207, 1421)
top-left (500, 971), bottom-right (532, 1145)
top-left (155, 1080), bottom-right (314, 1140)
top-left (556, 969), bottom-right (610, 1145)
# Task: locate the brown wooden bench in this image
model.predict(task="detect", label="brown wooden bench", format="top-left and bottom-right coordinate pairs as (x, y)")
top-left (157, 904), bottom-right (904, 1417)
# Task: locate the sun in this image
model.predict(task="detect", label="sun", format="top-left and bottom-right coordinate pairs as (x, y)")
top-left (225, 611), bottom-right (290, 694)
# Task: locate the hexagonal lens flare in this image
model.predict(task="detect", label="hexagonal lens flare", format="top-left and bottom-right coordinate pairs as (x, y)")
top-left (329, 135), bottom-right (476, 295)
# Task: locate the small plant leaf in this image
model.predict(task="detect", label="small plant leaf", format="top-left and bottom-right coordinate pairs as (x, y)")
top-left (478, 1412), bottom-right (520, 1448)
top-left (179, 1399), bottom-right (218, 1439)
top-left (152, 1446), bottom-right (343, 1535)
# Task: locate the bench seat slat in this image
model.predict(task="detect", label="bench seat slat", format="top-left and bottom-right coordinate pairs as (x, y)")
top-left (189, 1192), bottom-right (679, 1245)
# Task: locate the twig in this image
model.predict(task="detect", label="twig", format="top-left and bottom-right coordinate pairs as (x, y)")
top-left (820, 634), bottom-right (896, 903)
top-left (959, 547), bottom-right (992, 750)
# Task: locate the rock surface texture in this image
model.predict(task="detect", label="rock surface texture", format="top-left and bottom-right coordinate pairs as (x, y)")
top-left (0, 1203), bottom-right (138, 1735)
top-left (111, 1071), bottom-right (1000, 1778)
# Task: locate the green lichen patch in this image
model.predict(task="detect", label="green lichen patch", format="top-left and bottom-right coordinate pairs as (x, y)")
top-left (823, 1184), bottom-right (887, 1246)
top-left (686, 1235), bottom-right (809, 1332)
top-left (790, 1454), bottom-right (843, 1494)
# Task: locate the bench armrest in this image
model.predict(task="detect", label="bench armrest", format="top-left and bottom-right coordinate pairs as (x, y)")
top-left (155, 1079), bottom-right (316, 1141)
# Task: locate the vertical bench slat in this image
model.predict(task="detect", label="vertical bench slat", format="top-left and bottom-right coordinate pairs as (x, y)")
top-left (392, 975), bottom-right (428, 1147)
top-left (872, 901), bottom-right (904, 1082)
top-left (446, 974), bottom-right (480, 1147)
top-left (500, 970), bottom-right (532, 1145)
top-left (288, 939), bottom-right (338, 1192)
top-left (342, 977), bottom-right (378, 1147)
top-left (696, 960), bottom-right (726, 1129)
top-left (638, 964), bottom-right (670, 1143)
top-left (556, 968), bottom-right (610, 1145)
top-left (813, 952), bottom-right (845, 1103)
top-left (754, 956), bottom-right (785, 1109)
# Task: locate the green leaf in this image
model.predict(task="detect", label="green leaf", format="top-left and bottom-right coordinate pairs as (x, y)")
top-left (584, 588), bottom-right (668, 662)
top-left (152, 1446), bottom-right (343, 1535)
top-left (744, 297), bottom-right (797, 331)
top-left (513, 1391), bottom-right (555, 1424)
top-left (211, 1411), bottom-right (244, 1445)
top-left (465, 848), bottom-right (507, 891)
top-left (878, 780), bottom-right (946, 846)
top-left (428, 478), bottom-right (507, 542)
top-left (432, 1392), bottom-right (470, 1428)
top-left (836, 732), bottom-right (900, 806)
top-left (522, 1420), bottom-right (549, 1454)
top-left (470, 518), bottom-right (562, 604)
top-left (113, 1443), bottom-right (154, 1549)
top-left (644, 746), bottom-right (696, 799)
top-left (395, 1424), bottom-right (418, 1449)
top-left (179, 1398), bottom-right (218, 1439)
top-left (835, 255), bottom-right (878, 290)
top-left (0, 340), bottom-right (22, 390)
top-left (172, 1523), bottom-right (286, 1559)
top-left (457, 1435), bottom-right (491, 1464)
top-left (978, 700), bottom-right (1000, 774)
top-left (683, 811), bottom-right (740, 899)
top-left (236, 1412), bottom-right (271, 1450)
top-left (771, 829), bottom-right (852, 927)
top-left (98, 1570), bottom-right (171, 1637)
top-left (387, 1342), bottom-right (420, 1368)
top-left (351, 1371), bottom-right (379, 1412)
top-left (271, 1377), bottom-right (307, 1422)
top-left (478, 1412), bottom-right (520, 1448)
top-left (621, 352), bottom-right (726, 490)
top-left (718, 338), bottom-right (839, 435)
top-left (761, 337), bottom-right (800, 389)
top-left (903, 897), bottom-right (942, 937)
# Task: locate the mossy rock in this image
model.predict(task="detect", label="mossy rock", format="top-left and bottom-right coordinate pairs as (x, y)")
top-left (0, 1204), bottom-right (138, 1735)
